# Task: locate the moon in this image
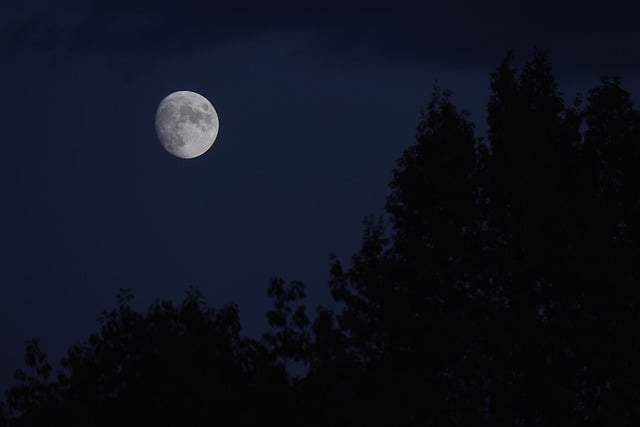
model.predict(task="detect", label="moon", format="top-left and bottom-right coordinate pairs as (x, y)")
top-left (155, 91), bottom-right (219, 159)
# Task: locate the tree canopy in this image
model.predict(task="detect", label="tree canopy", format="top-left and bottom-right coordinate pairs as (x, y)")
top-left (3, 49), bottom-right (640, 426)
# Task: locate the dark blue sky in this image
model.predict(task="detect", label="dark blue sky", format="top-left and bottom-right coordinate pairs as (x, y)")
top-left (1, 0), bottom-right (639, 393)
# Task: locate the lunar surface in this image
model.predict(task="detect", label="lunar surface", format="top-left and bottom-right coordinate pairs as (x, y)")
top-left (155, 91), bottom-right (219, 159)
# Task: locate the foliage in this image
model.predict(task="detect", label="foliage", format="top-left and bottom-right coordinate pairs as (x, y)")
top-left (3, 49), bottom-right (640, 425)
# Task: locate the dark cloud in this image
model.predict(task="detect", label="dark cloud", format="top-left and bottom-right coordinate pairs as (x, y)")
top-left (296, 2), bottom-right (640, 78)
top-left (0, 2), bottom-right (637, 111)
top-left (1, 0), bottom-right (306, 55)
top-left (2, 1), bottom-right (639, 77)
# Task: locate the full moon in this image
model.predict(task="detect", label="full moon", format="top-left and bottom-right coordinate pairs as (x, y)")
top-left (155, 91), bottom-right (219, 159)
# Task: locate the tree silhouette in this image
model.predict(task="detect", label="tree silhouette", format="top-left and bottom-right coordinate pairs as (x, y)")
top-left (3, 340), bottom-right (56, 427)
top-left (313, 84), bottom-right (488, 425)
top-left (3, 49), bottom-right (640, 425)
top-left (2, 288), bottom-right (290, 426)
top-left (482, 48), bottom-right (586, 423)
top-left (263, 277), bottom-right (310, 368)
top-left (575, 75), bottom-right (640, 423)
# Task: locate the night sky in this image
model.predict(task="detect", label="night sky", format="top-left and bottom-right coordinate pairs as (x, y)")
top-left (1, 1), bottom-right (639, 393)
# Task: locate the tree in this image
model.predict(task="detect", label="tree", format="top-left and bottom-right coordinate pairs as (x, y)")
top-left (2, 288), bottom-right (289, 426)
top-left (3, 340), bottom-right (57, 426)
top-left (326, 85), bottom-right (487, 424)
top-left (263, 277), bottom-right (310, 368)
top-left (483, 49), bottom-right (592, 424)
top-left (5, 49), bottom-right (640, 425)
top-left (575, 75), bottom-right (640, 423)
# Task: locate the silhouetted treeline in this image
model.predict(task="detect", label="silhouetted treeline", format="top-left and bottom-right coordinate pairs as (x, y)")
top-left (3, 48), bottom-right (640, 426)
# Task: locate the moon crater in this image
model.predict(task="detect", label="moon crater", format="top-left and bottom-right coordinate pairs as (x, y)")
top-left (155, 91), bottom-right (219, 159)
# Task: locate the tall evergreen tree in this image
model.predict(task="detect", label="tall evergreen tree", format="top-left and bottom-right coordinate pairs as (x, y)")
top-left (327, 85), bottom-right (485, 424)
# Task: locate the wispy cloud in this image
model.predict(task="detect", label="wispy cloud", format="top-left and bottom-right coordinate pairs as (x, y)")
top-left (2, 0), bottom-right (639, 76)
